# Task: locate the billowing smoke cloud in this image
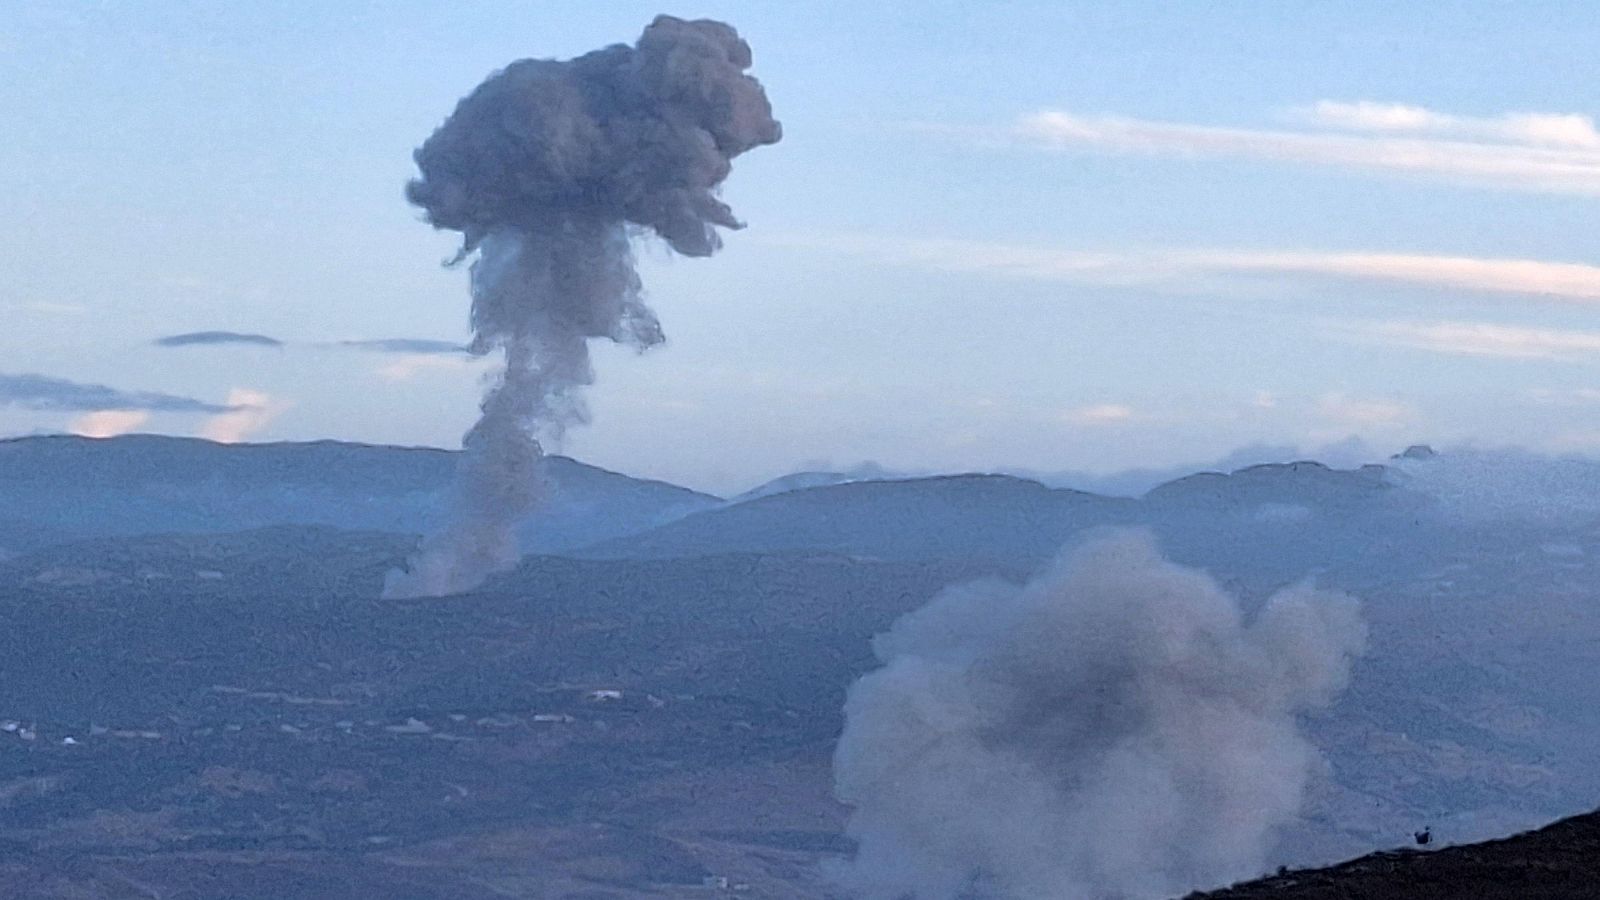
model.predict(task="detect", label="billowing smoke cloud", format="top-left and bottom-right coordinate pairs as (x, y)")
top-left (384, 15), bottom-right (781, 598)
top-left (830, 531), bottom-right (1365, 900)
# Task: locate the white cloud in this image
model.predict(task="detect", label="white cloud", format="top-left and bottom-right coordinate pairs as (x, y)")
top-left (781, 233), bottom-right (1600, 302)
top-left (1061, 403), bottom-right (1137, 425)
top-left (1013, 107), bottom-right (1600, 195)
top-left (70, 409), bottom-right (149, 438)
top-left (200, 388), bottom-right (289, 443)
top-left (1221, 251), bottom-right (1600, 301)
top-left (1367, 320), bottom-right (1600, 360)
top-left (1304, 100), bottom-right (1443, 133)
top-left (1304, 101), bottom-right (1600, 150)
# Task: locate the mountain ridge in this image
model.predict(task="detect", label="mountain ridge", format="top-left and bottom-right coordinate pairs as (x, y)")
top-left (0, 435), bottom-right (1422, 569)
top-left (0, 434), bottom-right (721, 555)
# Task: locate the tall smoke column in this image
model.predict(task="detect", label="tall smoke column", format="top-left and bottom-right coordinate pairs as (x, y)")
top-left (829, 531), bottom-right (1366, 900)
top-left (384, 16), bottom-right (781, 599)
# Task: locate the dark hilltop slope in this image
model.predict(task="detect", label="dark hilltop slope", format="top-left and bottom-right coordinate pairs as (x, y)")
top-left (1185, 808), bottom-right (1600, 899)
top-left (578, 473), bottom-right (1140, 566)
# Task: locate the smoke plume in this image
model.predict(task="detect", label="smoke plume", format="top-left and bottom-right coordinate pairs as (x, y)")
top-left (384, 16), bottom-right (780, 598)
top-left (830, 531), bottom-right (1365, 900)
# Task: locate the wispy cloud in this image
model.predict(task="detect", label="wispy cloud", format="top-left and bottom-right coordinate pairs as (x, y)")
top-left (153, 332), bottom-right (469, 353)
top-left (0, 373), bottom-right (232, 413)
top-left (339, 338), bottom-right (469, 355)
top-left (155, 330), bottom-right (284, 348)
top-left (200, 388), bottom-right (289, 443)
top-left (1302, 101), bottom-right (1600, 149)
top-left (376, 354), bottom-right (478, 382)
top-left (779, 233), bottom-right (1600, 302)
top-left (1225, 252), bottom-right (1600, 300)
top-left (1009, 103), bottom-right (1600, 195)
top-left (1366, 320), bottom-right (1600, 360)
top-left (70, 409), bottom-right (150, 438)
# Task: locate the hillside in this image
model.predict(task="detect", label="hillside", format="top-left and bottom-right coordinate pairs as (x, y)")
top-left (0, 527), bottom-right (981, 898)
top-left (1142, 460), bottom-right (1395, 511)
top-left (1186, 808), bottom-right (1600, 899)
top-left (3, 442), bottom-right (1600, 894)
top-left (0, 435), bottom-right (720, 554)
top-left (583, 462), bottom-right (1428, 588)
top-left (1, 498), bottom-right (1598, 892)
top-left (581, 474), bottom-right (1139, 565)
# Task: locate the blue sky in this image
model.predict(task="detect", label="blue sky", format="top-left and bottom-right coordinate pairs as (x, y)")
top-left (3, 2), bottom-right (1600, 493)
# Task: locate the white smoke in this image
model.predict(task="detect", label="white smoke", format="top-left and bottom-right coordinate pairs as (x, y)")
top-left (830, 531), bottom-right (1365, 900)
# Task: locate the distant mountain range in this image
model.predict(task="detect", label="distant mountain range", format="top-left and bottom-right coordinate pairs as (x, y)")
top-left (0, 434), bottom-right (1426, 569)
top-left (0, 435), bottom-right (719, 556)
top-left (583, 474), bottom-right (1137, 565)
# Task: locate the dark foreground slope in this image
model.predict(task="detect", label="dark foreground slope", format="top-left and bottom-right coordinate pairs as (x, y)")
top-left (1185, 809), bottom-right (1600, 899)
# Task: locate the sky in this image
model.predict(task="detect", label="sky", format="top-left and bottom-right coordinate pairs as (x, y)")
top-left (3, 1), bottom-right (1599, 494)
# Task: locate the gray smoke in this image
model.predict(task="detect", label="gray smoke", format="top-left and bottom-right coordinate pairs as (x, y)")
top-left (384, 15), bottom-right (780, 598)
top-left (830, 531), bottom-right (1365, 900)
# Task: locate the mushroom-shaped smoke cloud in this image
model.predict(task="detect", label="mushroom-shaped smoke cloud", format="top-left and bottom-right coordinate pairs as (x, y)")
top-left (385, 16), bottom-right (781, 598)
